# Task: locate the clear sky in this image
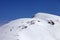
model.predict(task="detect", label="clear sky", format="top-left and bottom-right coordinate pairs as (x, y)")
top-left (0, 0), bottom-right (60, 25)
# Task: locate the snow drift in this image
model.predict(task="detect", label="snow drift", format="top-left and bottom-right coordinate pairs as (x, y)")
top-left (0, 13), bottom-right (60, 40)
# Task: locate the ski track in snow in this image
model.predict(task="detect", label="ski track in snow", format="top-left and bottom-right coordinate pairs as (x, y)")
top-left (0, 13), bottom-right (60, 40)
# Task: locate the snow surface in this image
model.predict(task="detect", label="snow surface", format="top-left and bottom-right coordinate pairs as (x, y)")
top-left (0, 13), bottom-right (60, 40)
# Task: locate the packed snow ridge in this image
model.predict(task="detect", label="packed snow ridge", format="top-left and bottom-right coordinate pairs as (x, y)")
top-left (0, 13), bottom-right (60, 40)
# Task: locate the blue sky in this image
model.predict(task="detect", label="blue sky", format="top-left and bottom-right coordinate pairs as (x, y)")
top-left (0, 0), bottom-right (60, 24)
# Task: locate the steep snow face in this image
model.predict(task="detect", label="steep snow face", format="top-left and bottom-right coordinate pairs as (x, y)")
top-left (34, 13), bottom-right (60, 40)
top-left (0, 13), bottom-right (60, 40)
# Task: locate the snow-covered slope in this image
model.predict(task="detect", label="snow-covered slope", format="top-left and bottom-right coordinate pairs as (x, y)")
top-left (34, 13), bottom-right (60, 22)
top-left (0, 13), bottom-right (60, 40)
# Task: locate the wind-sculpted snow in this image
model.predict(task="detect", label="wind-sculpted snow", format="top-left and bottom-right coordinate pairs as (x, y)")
top-left (0, 13), bottom-right (60, 40)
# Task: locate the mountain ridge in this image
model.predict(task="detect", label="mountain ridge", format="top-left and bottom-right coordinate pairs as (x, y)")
top-left (0, 13), bottom-right (60, 40)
